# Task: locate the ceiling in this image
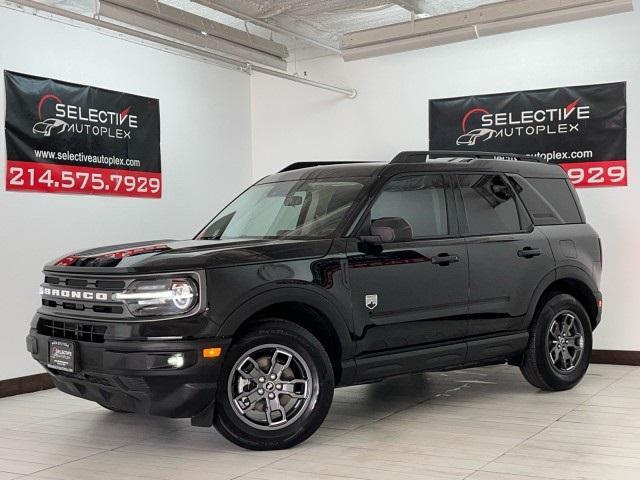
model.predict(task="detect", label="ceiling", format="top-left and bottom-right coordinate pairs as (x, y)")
top-left (161, 0), bottom-right (506, 58)
top-left (19, 0), bottom-right (637, 66)
top-left (32, 0), bottom-right (506, 58)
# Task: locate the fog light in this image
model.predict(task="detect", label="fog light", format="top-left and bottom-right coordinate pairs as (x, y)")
top-left (167, 353), bottom-right (184, 368)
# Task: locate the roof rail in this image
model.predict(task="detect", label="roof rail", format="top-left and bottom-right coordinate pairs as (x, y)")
top-left (391, 150), bottom-right (543, 164)
top-left (279, 161), bottom-right (373, 173)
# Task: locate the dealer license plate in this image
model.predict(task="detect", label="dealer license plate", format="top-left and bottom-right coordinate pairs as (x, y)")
top-left (48, 339), bottom-right (76, 373)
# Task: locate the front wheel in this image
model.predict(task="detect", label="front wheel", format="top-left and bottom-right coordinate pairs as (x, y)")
top-left (520, 293), bottom-right (592, 391)
top-left (97, 403), bottom-right (133, 413)
top-left (214, 320), bottom-right (334, 450)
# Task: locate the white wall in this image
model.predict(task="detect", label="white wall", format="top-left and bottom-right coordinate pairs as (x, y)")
top-left (252, 7), bottom-right (640, 351)
top-left (0, 8), bottom-right (253, 380)
top-left (1, 3), bottom-right (638, 382)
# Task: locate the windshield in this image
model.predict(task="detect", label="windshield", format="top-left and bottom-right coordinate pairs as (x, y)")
top-left (197, 179), bottom-right (367, 240)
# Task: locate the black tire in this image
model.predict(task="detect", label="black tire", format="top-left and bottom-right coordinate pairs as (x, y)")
top-left (97, 403), bottom-right (133, 413)
top-left (214, 319), bottom-right (334, 450)
top-left (520, 293), bottom-right (592, 391)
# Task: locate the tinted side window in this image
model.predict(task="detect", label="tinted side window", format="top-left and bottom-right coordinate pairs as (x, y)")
top-left (507, 175), bottom-right (562, 225)
top-left (370, 174), bottom-right (448, 238)
top-left (458, 174), bottom-right (521, 235)
top-left (525, 177), bottom-right (583, 224)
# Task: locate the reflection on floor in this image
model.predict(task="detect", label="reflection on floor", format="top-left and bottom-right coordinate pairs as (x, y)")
top-left (0, 363), bottom-right (638, 479)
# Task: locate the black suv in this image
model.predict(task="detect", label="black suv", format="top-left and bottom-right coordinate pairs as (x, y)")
top-left (27, 151), bottom-right (602, 450)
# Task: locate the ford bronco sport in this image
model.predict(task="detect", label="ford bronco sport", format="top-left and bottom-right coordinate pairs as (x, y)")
top-left (27, 150), bottom-right (602, 450)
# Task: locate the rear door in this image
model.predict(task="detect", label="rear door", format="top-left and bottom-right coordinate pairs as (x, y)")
top-left (347, 173), bottom-right (469, 355)
top-left (455, 173), bottom-right (555, 339)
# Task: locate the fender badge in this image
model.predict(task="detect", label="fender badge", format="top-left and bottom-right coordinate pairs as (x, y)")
top-left (365, 294), bottom-right (378, 310)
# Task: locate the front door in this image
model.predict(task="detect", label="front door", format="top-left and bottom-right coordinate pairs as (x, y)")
top-left (346, 173), bottom-right (469, 356)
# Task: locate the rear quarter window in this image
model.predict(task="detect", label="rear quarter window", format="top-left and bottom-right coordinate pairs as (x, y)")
top-left (510, 175), bottom-right (583, 225)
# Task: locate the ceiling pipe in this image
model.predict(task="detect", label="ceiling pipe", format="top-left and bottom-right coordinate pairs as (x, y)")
top-left (245, 63), bottom-right (357, 98)
top-left (192, 0), bottom-right (342, 54)
top-left (4, 0), bottom-right (357, 99)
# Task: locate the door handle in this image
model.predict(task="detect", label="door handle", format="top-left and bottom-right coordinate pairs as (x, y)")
top-left (431, 253), bottom-right (460, 266)
top-left (518, 247), bottom-right (542, 258)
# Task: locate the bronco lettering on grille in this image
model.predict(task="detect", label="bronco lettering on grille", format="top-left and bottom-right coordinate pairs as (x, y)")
top-left (41, 287), bottom-right (109, 301)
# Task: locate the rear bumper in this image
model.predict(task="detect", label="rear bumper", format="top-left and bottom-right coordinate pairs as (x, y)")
top-left (593, 290), bottom-right (603, 329)
top-left (26, 328), bottom-right (231, 419)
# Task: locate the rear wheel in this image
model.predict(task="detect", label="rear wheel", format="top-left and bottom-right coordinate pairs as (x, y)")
top-left (214, 320), bottom-right (334, 450)
top-left (520, 293), bottom-right (592, 391)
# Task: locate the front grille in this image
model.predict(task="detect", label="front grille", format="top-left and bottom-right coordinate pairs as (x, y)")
top-left (45, 276), bottom-right (126, 290)
top-left (37, 318), bottom-right (106, 343)
top-left (40, 274), bottom-right (131, 320)
top-left (41, 299), bottom-right (124, 315)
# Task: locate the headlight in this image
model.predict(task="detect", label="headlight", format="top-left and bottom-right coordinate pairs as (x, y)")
top-left (113, 277), bottom-right (198, 317)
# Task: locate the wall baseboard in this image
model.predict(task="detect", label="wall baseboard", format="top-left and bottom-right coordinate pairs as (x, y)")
top-left (1, 350), bottom-right (638, 398)
top-left (0, 372), bottom-right (54, 398)
top-left (591, 349), bottom-right (640, 366)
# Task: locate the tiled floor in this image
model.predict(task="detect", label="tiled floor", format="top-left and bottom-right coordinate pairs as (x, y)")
top-left (0, 363), bottom-right (638, 479)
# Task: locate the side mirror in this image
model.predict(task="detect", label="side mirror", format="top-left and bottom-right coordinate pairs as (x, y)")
top-left (358, 235), bottom-right (382, 244)
top-left (370, 217), bottom-right (413, 243)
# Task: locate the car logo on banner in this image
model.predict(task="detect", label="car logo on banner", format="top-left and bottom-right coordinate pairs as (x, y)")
top-left (456, 128), bottom-right (497, 146)
top-left (32, 118), bottom-right (69, 137)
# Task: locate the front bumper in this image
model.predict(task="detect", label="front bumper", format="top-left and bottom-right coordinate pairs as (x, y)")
top-left (27, 320), bottom-right (231, 419)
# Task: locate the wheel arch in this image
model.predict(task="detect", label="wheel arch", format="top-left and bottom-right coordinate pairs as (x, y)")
top-left (216, 287), bottom-right (354, 384)
top-left (528, 266), bottom-right (599, 330)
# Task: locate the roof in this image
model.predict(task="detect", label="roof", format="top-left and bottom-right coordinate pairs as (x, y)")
top-left (262, 154), bottom-right (567, 183)
top-left (259, 162), bottom-right (383, 183)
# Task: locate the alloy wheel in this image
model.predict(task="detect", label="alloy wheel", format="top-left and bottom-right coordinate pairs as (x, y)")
top-left (228, 344), bottom-right (315, 430)
top-left (546, 310), bottom-right (585, 373)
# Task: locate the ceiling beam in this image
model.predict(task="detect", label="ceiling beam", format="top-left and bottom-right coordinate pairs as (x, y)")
top-left (4, 0), bottom-right (356, 97)
top-left (395, 1), bottom-right (434, 15)
top-left (342, 0), bottom-right (633, 60)
top-left (193, 0), bottom-right (342, 53)
top-left (102, 0), bottom-right (287, 58)
top-left (99, 1), bottom-right (287, 70)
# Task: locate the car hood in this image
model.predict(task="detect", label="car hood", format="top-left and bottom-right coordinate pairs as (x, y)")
top-left (44, 238), bottom-right (333, 274)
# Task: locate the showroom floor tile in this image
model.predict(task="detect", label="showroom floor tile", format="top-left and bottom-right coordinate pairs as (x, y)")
top-left (0, 363), bottom-right (638, 480)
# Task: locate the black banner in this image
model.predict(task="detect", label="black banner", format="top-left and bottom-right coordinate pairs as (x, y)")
top-left (4, 71), bottom-right (161, 197)
top-left (429, 82), bottom-right (627, 187)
